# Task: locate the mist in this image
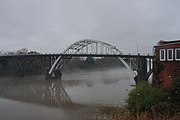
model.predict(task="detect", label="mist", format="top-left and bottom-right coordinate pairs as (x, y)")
top-left (63, 68), bottom-right (136, 87)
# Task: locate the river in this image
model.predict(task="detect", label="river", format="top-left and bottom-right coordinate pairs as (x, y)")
top-left (0, 68), bottom-right (135, 120)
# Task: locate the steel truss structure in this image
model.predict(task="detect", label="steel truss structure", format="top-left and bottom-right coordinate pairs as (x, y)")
top-left (49, 39), bottom-right (135, 77)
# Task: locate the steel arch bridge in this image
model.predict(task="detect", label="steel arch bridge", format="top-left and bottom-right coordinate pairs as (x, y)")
top-left (0, 39), bottom-right (154, 82)
top-left (47, 39), bottom-right (136, 79)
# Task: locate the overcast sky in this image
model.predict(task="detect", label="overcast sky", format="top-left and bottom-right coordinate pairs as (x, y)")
top-left (0, 0), bottom-right (180, 54)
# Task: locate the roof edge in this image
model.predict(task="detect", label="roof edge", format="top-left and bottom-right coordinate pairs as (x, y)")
top-left (156, 40), bottom-right (180, 46)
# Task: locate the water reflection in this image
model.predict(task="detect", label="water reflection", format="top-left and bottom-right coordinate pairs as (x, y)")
top-left (0, 79), bottom-right (73, 107)
top-left (0, 69), bottom-right (135, 120)
top-left (0, 69), bottom-right (135, 107)
top-left (62, 69), bottom-right (135, 105)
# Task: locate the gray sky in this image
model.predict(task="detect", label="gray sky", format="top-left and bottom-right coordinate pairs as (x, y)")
top-left (0, 0), bottom-right (180, 54)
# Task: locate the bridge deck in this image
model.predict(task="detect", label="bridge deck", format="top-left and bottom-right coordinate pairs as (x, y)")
top-left (0, 54), bottom-right (155, 59)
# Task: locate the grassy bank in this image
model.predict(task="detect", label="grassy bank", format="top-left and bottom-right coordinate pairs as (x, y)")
top-left (96, 106), bottom-right (180, 120)
top-left (96, 79), bottom-right (180, 120)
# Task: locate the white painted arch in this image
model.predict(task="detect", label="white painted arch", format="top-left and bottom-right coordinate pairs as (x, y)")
top-left (49, 39), bottom-right (136, 77)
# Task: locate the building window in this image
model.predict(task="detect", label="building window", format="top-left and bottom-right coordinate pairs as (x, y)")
top-left (167, 49), bottom-right (173, 61)
top-left (175, 48), bottom-right (180, 61)
top-left (160, 49), bottom-right (166, 61)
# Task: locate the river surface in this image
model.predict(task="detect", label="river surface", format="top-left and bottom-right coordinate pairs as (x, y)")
top-left (0, 68), bottom-right (135, 120)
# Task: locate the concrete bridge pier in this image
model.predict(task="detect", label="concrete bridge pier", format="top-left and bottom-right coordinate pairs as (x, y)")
top-left (139, 57), bottom-right (147, 81)
top-left (45, 68), bottom-right (51, 80)
top-left (134, 56), bottom-right (148, 84)
top-left (45, 56), bottom-right (62, 80)
top-left (54, 69), bottom-right (62, 79)
top-left (45, 68), bottom-right (62, 80)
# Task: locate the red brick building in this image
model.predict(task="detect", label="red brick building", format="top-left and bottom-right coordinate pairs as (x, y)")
top-left (153, 40), bottom-right (180, 89)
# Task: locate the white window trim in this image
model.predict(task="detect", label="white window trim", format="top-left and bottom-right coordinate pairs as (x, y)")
top-left (175, 48), bottom-right (180, 61)
top-left (167, 49), bottom-right (173, 61)
top-left (160, 49), bottom-right (166, 61)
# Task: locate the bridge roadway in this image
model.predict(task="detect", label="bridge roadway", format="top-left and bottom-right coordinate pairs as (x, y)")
top-left (0, 53), bottom-right (154, 59)
top-left (0, 53), bottom-right (154, 83)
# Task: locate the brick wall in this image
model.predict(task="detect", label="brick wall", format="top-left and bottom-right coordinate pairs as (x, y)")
top-left (153, 43), bottom-right (180, 89)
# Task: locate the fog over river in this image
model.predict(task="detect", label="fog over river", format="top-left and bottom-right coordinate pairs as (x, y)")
top-left (0, 68), bottom-right (135, 120)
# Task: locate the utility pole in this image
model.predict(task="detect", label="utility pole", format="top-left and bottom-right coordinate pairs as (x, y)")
top-left (137, 43), bottom-right (139, 54)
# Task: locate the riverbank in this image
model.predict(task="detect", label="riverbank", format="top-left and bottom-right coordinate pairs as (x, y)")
top-left (96, 105), bottom-right (180, 120)
top-left (94, 80), bottom-right (180, 120)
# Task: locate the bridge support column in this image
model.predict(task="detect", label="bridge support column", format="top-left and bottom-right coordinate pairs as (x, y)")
top-left (45, 57), bottom-right (52, 80)
top-left (54, 69), bottom-right (62, 79)
top-left (45, 68), bottom-right (62, 80)
top-left (45, 68), bottom-right (51, 80)
top-left (135, 56), bottom-right (147, 84)
top-left (140, 57), bottom-right (147, 81)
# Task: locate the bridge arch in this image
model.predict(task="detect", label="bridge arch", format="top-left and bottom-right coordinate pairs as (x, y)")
top-left (0, 58), bottom-right (11, 71)
top-left (17, 57), bottom-right (45, 76)
top-left (0, 58), bottom-right (10, 62)
top-left (48, 39), bottom-right (136, 78)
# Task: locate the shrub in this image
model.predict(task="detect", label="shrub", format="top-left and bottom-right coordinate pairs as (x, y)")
top-left (149, 102), bottom-right (175, 117)
top-left (127, 82), bottom-right (167, 115)
top-left (170, 77), bottom-right (180, 110)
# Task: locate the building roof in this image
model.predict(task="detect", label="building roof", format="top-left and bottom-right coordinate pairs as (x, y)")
top-left (156, 40), bottom-right (180, 46)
